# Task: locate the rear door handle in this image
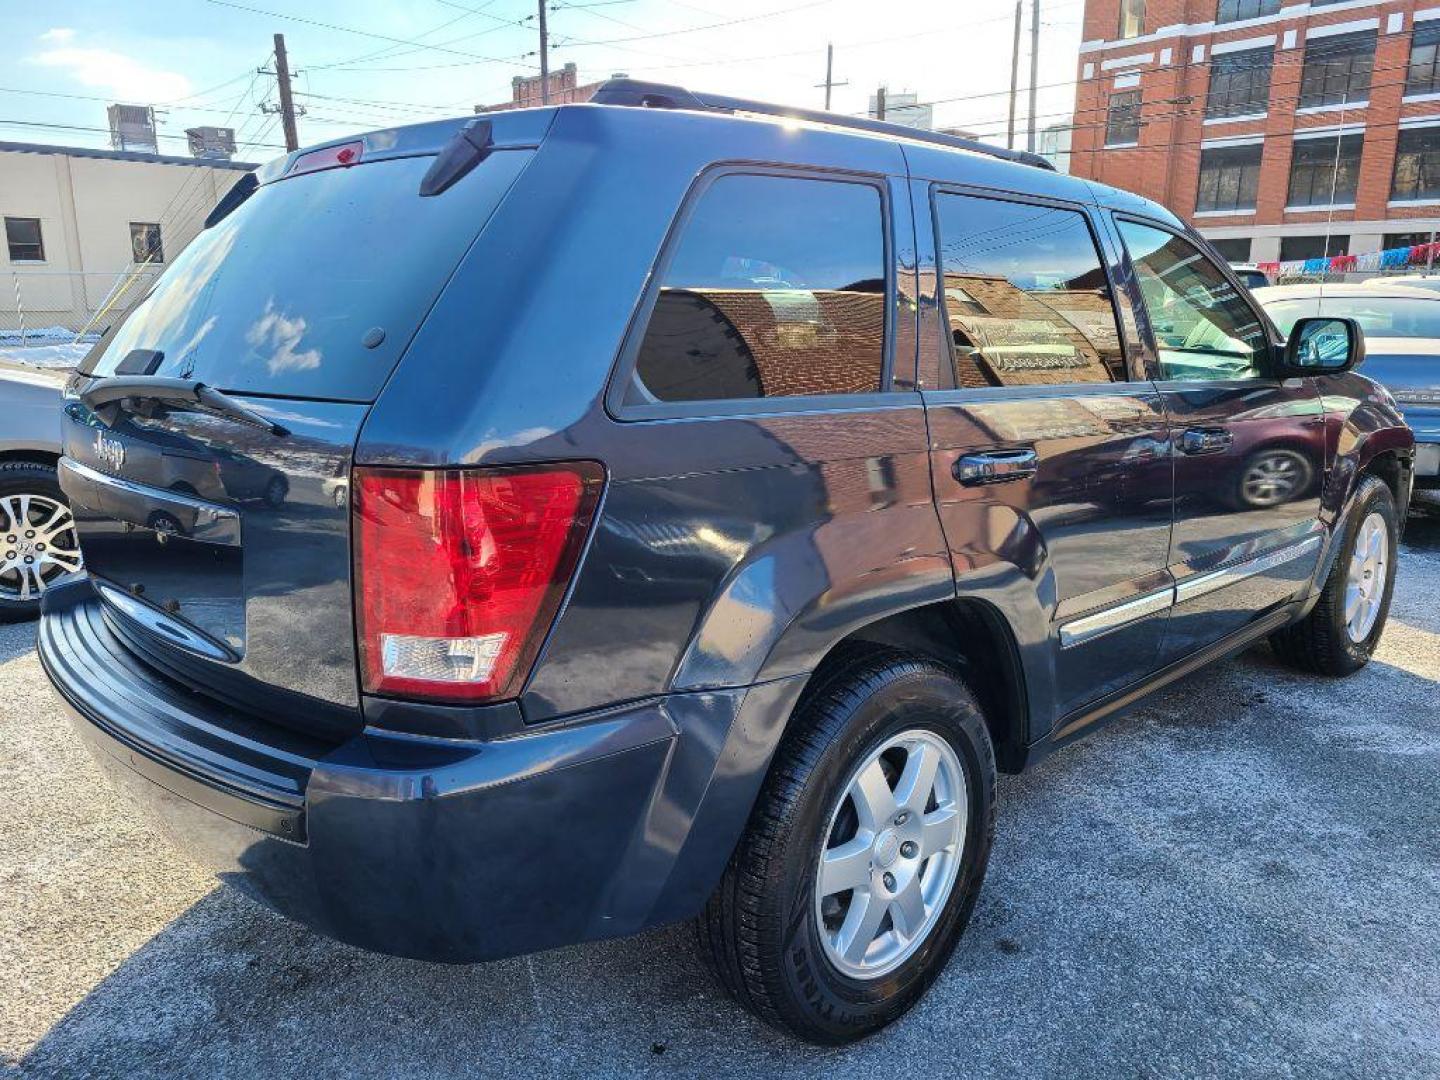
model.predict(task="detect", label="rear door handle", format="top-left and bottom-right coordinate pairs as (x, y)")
top-left (955, 449), bottom-right (1039, 486)
top-left (1180, 427), bottom-right (1233, 455)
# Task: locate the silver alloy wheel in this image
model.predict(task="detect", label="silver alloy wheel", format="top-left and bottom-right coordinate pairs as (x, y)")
top-left (814, 729), bottom-right (967, 980)
top-left (1344, 511), bottom-right (1389, 643)
top-left (0, 493), bottom-right (83, 602)
top-left (1241, 451), bottom-right (1306, 508)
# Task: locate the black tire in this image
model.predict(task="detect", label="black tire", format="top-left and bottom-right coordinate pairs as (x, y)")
top-left (0, 460), bottom-right (72, 623)
top-left (1270, 475), bottom-right (1399, 676)
top-left (697, 648), bottom-right (997, 1045)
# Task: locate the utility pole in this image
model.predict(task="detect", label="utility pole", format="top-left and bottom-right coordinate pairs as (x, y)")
top-left (273, 32), bottom-right (299, 152)
top-left (538, 0), bottom-right (550, 105)
top-left (1027, 0), bottom-right (1039, 153)
top-left (1007, 1), bottom-right (1021, 150)
top-left (875, 86), bottom-right (886, 121)
top-left (815, 43), bottom-right (849, 111)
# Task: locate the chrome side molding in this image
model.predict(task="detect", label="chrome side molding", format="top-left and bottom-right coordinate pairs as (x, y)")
top-left (1059, 532), bottom-right (1324, 650)
top-left (1173, 534), bottom-right (1322, 604)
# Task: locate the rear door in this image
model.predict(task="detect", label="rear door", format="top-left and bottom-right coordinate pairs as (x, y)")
top-left (1113, 217), bottom-right (1326, 661)
top-left (59, 144), bottom-right (534, 735)
top-left (919, 186), bottom-right (1174, 722)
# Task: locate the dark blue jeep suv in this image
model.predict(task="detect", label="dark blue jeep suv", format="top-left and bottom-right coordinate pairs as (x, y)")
top-left (39, 81), bottom-right (1414, 1043)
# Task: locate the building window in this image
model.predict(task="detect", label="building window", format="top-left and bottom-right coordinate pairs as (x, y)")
top-left (1279, 235), bottom-right (1349, 262)
top-left (129, 222), bottom-right (164, 264)
top-left (1383, 231), bottom-right (1437, 250)
top-left (1406, 24), bottom-right (1440, 98)
top-left (4, 217), bottom-right (44, 262)
top-left (627, 173), bottom-right (886, 405)
top-left (935, 193), bottom-right (1125, 387)
top-left (1287, 133), bottom-right (1363, 206)
top-left (1216, 0), bottom-right (1281, 24)
top-left (1206, 47), bottom-right (1274, 118)
top-left (1106, 89), bottom-right (1142, 145)
top-left (1299, 30), bottom-right (1376, 109)
top-left (1118, 0), bottom-right (1145, 39)
top-left (1392, 126), bottom-right (1440, 202)
top-left (1196, 144), bottom-right (1263, 212)
top-left (1210, 238), bottom-right (1253, 262)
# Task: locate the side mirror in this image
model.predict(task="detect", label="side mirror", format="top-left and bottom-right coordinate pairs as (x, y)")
top-left (1282, 316), bottom-right (1364, 375)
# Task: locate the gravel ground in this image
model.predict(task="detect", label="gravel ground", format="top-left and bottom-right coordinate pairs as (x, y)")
top-left (3, 519), bottom-right (1439, 1079)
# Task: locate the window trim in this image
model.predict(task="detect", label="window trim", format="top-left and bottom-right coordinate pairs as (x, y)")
top-left (926, 184), bottom-right (1139, 396)
top-left (1105, 88), bottom-right (1144, 146)
top-left (604, 163), bottom-right (898, 422)
top-left (4, 216), bottom-right (46, 263)
top-left (1110, 212), bottom-right (1281, 385)
top-left (1195, 141), bottom-right (1264, 213)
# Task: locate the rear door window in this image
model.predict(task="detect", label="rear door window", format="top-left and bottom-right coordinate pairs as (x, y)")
top-left (933, 193), bottom-right (1127, 387)
top-left (623, 172), bottom-right (887, 406)
top-left (82, 150), bottom-right (532, 403)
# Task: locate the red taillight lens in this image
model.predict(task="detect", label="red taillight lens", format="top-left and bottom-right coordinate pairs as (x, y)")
top-left (288, 140), bottom-right (364, 177)
top-left (354, 462), bottom-right (604, 704)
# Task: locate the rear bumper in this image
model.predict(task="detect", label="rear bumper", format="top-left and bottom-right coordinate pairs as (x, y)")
top-left (41, 583), bottom-right (802, 962)
top-left (1407, 411), bottom-right (1440, 486)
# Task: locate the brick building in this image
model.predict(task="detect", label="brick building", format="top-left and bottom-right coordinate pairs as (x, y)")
top-left (479, 63), bottom-right (610, 112)
top-left (1071, 0), bottom-right (1440, 266)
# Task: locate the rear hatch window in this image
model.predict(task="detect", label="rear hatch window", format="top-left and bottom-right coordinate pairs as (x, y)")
top-left (81, 149), bottom-right (532, 402)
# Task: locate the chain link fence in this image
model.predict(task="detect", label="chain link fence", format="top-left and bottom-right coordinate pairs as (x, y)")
top-left (1, 268), bottom-right (160, 352)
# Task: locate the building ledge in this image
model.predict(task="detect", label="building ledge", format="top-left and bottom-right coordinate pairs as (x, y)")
top-left (1295, 101), bottom-right (1368, 116)
top-left (1203, 112), bottom-right (1268, 126)
top-left (1390, 198), bottom-right (1440, 207)
top-left (1103, 141), bottom-right (1141, 149)
top-left (1402, 91), bottom-right (1440, 104)
top-left (1285, 203), bottom-right (1357, 212)
top-left (1194, 209), bottom-right (1256, 217)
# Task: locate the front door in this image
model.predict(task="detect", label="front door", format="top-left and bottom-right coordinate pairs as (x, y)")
top-left (920, 188), bottom-right (1174, 722)
top-left (1114, 218), bottom-right (1326, 661)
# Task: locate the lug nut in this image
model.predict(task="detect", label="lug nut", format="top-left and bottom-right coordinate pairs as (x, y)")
top-left (882, 871), bottom-right (896, 891)
top-left (894, 811), bottom-right (911, 826)
top-left (901, 841), bottom-right (918, 858)
top-left (23, 556), bottom-right (34, 565)
top-left (24, 530), bottom-right (34, 539)
top-left (35, 543), bottom-right (44, 552)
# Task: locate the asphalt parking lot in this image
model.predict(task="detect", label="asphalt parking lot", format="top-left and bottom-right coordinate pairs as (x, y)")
top-left (2, 518), bottom-right (1438, 1079)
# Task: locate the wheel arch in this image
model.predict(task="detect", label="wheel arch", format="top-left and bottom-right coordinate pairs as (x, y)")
top-left (799, 597), bottom-right (1033, 773)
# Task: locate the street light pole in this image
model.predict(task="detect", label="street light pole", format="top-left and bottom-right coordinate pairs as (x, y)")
top-left (1027, 0), bottom-right (1040, 153)
top-left (538, 0), bottom-right (550, 105)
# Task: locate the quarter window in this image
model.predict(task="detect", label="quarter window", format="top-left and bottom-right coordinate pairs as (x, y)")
top-left (1299, 30), bottom-right (1376, 109)
top-left (1216, 0), bottom-right (1280, 23)
top-left (1407, 24), bottom-right (1440, 97)
top-left (1392, 126), bottom-right (1440, 202)
top-left (1287, 133), bottom-right (1364, 207)
top-left (129, 221), bottom-right (163, 264)
top-left (1118, 220), bottom-right (1267, 382)
top-left (1206, 47), bottom-right (1273, 118)
top-left (1106, 90), bottom-right (1142, 146)
top-left (4, 217), bottom-right (44, 262)
top-left (626, 173), bottom-right (886, 405)
top-left (934, 194), bottom-right (1126, 387)
top-left (1196, 144), bottom-right (1263, 213)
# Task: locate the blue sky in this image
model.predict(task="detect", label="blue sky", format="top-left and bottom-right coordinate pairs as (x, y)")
top-left (1, 0), bottom-right (1087, 161)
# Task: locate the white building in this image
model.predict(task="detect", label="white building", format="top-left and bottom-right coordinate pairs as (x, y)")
top-left (869, 90), bottom-right (934, 131)
top-left (1, 141), bottom-right (255, 337)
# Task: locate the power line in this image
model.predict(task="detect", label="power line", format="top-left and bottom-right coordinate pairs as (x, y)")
top-left (202, 0), bottom-right (540, 69)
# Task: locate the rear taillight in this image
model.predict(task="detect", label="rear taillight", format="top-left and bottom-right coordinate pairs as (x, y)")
top-left (354, 462), bottom-right (604, 704)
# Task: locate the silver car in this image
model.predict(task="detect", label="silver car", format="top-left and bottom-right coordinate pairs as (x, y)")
top-left (0, 361), bottom-right (83, 617)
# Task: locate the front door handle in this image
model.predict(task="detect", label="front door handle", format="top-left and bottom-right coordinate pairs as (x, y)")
top-left (955, 448), bottom-right (1039, 486)
top-left (1180, 427), bottom-right (1233, 455)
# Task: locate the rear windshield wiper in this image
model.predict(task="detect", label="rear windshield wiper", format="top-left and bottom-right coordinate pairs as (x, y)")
top-left (79, 376), bottom-right (290, 437)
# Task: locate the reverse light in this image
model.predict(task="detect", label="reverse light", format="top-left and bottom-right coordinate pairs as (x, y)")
top-left (288, 140), bottom-right (364, 178)
top-left (354, 463), bottom-right (604, 704)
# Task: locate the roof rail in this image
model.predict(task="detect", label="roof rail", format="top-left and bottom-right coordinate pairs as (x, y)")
top-left (587, 78), bottom-right (1056, 172)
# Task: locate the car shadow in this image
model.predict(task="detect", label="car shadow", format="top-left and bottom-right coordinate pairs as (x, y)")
top-left (0, 620), bottom-right (36, 664)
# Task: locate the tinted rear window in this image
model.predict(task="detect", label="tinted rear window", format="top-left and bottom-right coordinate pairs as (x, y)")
top-left (83, 150), bottom-right (532, 402)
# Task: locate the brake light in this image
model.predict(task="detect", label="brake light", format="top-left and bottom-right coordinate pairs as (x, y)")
top-left (288, 140), bottom-right (364, 178)
top-left (354, 463), bottom-right (604, 703)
